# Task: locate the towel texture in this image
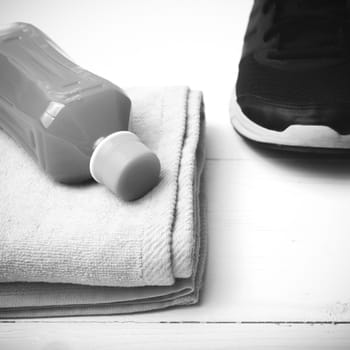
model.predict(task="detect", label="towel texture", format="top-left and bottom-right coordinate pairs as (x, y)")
top-left (0, 86), bottom-right (206, 317)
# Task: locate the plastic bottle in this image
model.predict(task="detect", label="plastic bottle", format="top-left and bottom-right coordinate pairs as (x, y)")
top-left (0, 23), bottom-right (160, 201)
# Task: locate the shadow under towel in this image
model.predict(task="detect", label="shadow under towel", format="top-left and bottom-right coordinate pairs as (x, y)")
top-left (0, 86), bottom-right (206, 317)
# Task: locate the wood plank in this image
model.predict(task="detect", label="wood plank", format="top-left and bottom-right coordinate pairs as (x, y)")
top-left (1, 323), bottom-right (350, 350)
top-left (4, 157), bottom-right (350, 323)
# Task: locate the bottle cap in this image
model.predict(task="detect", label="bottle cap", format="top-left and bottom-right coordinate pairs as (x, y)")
top-left (89, 131), bottom-right (160, 201)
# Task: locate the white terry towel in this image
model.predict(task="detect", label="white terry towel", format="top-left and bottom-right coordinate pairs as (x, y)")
top-left (0, 86), bottom-right (206, 317)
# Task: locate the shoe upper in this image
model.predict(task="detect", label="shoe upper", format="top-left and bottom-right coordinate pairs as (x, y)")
top-left (236, 0), bottom-right (350, 134)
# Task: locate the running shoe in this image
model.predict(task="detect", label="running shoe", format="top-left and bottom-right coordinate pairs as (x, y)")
top-left (231, 0), bottom-right (350, 150)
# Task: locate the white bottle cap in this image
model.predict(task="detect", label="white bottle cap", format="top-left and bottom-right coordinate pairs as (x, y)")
top-left (89, 131), bottom-right (160, 201)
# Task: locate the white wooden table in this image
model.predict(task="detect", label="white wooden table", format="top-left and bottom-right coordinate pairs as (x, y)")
top-left (1, 0), bottom-right (350, 348)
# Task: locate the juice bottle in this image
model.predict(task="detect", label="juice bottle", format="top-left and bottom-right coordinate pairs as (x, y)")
top-left (0, 23), bottom-right (160, 200)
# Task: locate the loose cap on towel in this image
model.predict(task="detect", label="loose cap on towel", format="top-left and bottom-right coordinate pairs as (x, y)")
top-left (89, 131), bottom-right (160, 201)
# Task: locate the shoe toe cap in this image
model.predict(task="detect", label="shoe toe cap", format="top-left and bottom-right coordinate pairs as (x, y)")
top-left (237, 95), bottom-right (350, 135)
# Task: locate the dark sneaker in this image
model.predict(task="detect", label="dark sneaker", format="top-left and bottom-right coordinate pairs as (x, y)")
top-left (231, 0), bottom-right (350, 150)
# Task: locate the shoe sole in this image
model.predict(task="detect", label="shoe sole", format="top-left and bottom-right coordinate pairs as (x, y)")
top-left (230, 98), bottom-right (350, 151)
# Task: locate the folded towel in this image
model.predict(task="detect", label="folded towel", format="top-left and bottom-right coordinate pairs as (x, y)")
top-left (0, 86), bottom-right (206, 317)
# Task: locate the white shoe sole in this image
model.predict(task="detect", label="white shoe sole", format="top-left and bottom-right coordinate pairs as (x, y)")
top-left (230, 98), bottom-right (350, 150)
